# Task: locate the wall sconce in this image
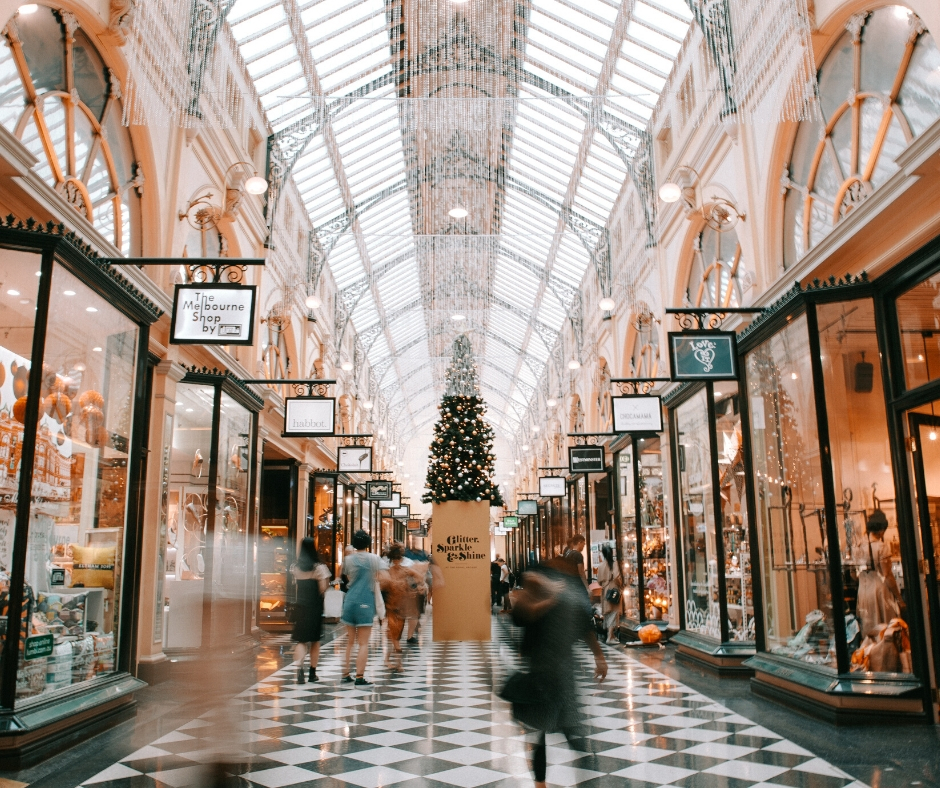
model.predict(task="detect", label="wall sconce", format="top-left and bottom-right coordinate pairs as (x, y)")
top-left (659, 165), bottom-right (745, 233)
top-left (223, 161), bottom-right (268, 219)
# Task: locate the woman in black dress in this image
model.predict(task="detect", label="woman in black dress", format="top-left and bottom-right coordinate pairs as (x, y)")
top-left (292, 537), bottom-right (329, 684)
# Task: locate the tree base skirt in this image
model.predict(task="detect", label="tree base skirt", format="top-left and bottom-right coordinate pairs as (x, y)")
top-left (431, 500), bottom-right (491, 642)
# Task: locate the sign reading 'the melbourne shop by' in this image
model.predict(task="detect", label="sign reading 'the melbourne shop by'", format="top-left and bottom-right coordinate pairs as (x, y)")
top-left (668, 331), bottom-right (738, 380)
top-left (171, 283), bottom-right (257, 345)
top-left (283, 397), bottom-right (335, 436)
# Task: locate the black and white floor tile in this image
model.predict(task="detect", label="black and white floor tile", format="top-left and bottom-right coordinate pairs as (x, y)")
top-left (79, 619), bottom-right (868, 788)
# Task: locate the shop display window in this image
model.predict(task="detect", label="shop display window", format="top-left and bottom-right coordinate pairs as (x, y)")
top-left (164, 382), bottom-right (254, 649)
top-left (259, 463), bottom-right (295, 628)
top-left (312, 474), bottom-right (336, 577)
top-left (817, 299), bottom-right (911, 674)
top-left (209, 393), bottom-right (251, 645)
top-left (17, 263), bottom-right (139, 703)
top-left (896, 271), bottom-right (940, 392)
top-left (164, 384), bottom-right (213, 650)
top-left (675, 389), bottom-right (720, 639)
top-left (637, 436), bottom-right (671, 622)
top-left (617, 446), bottom-right (639, 620)
top-left (714, 386), bottom-right (753, 641)
top-left (746, 315), bottom-right (834, 667)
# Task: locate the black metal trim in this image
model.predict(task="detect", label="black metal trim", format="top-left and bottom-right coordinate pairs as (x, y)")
top-left (669, 405), bottom-right (688, 633)
top-left (0, 246), bottom-right (53, 709)
top-left (120, 329), bottom-right (153, 681)
top-left (805, 303), bottom-right (850, 673)
top-left (737, 356), bottom-right (767, 652)
top-left (181, 366), bottom-right (264, 412)
top-left (0, 220), bottom-right (162, 322)
top-left (705, 382), bottom-right (731, 644)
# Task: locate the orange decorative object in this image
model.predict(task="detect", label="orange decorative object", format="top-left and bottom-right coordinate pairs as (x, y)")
top-left (638, 624), bottom-right (662, 644)
top-left (78, 390), bottom-right (104, 410)
top-left (44, 391), bottom-right (72, 423)
top-left (12, 395), bottom-right (41, 425)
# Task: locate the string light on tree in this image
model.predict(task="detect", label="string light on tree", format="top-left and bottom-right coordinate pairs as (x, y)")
top-left (423, 335), bottom-right (504, 507)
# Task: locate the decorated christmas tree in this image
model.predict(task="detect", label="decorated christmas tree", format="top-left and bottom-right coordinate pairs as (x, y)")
top-left (423, 335), bottom-right (504, 507)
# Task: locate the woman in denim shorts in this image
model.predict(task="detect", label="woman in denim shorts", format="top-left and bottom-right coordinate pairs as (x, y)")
top-left (341, 529), bottom-right (385, 685)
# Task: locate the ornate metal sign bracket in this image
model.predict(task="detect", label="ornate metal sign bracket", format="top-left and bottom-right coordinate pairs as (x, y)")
top-left (243, 378), bottom-right (335, 397)
top-left (666, 306), bottom-right (763, 331)
top-left (120, 257), bottom-right (265, 286)
top-left (611, 377), bottom-right (671, 394)
top-left (568, 432), bottom-right (611, 446)
top-left (335, 433), bottom-right (373, 447)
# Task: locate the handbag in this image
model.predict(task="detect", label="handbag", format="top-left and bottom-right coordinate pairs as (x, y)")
top-left (499, 671), bottom-right (558, 729)
top-left (605, 587), bottom-right (622, 605)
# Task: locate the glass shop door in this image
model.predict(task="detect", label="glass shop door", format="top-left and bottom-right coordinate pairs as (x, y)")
top-left (908, 410), bottom-right (940, 720)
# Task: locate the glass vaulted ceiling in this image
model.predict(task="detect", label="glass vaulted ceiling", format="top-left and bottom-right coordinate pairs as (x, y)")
top-left (228, 0), bottom-right (691, 439)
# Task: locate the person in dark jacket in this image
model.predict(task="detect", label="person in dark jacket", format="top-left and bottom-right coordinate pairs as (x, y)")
top-left (292, 537), bottom-right (329, 684)
top-left (507, 563), bottom-right (607, 788)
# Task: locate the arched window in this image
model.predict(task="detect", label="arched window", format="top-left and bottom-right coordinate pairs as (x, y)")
top-left (686, 226), bottom-right (743, 309)
top-left (782, 6), bottom-right (940, 268)
top-left (0, 7), bottom-right (141, 254)
top-left (628, 305), bottom-right (661, 378)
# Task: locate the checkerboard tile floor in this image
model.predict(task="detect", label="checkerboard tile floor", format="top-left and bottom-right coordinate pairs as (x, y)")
top-left (78, 620), bottom-right (869, 788)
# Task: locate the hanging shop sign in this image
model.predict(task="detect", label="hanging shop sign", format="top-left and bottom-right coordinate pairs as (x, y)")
top-left (539, 476), bottom-right (566, 497)
top-left (283, 397), bottom-right (335, 437)
top-left (378, 492), bottom-right (401, 509)
top-left (503, 515), bottom-right (519, 528)
top-left (392, 504), bottom-right (411, 519)
top-left (569, 446), bottom-right (605, 474)
top-left (338, 445), bottom-right (373, 472)
top-left (407, 518), bottom-right (422, 531)
top-left (613, 395), bottom-right (663, 433)
top-left (518, 499), bottom-right (538, 515)
top-left (171, 283), bottom-right (257, 345)
top-left (668, 332), bottom-right (738, 380)
top-left (366, 480), bottom-right (392, 501)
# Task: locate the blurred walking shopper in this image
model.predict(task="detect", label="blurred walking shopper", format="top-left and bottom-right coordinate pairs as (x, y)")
top-left (291, 537), bottom-right (330, 684)
top-left (381, 543), bottom-right (428, 670)
top-left (563, 534), bottom-right (588, 586)
top-left (491, 556), bottom-right (502, 609)
top-left (341, 529), bottom-right (387, 686)
top-left (499, 558), bottom-right (512, 613)
top-left (596, 544), bottom-right (623, 645)
top-left (502, 564), bottom-right (607, 788)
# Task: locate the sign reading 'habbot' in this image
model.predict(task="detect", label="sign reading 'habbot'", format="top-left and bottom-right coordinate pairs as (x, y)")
top-left (171, 283), bottom-right (257, 345)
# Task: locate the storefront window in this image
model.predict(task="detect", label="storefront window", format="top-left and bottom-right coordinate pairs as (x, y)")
top-left (896, 271), bottom-right (940, 391)
top-left (209, 393), bottom-right (251, 644)
top-left (618, 446), bottom-right (639, 620)
top-left (165, 384), bottom-right (213, 650)
top-left (312, 475), bottom-right (336, 576)
top-left (714, 385), bottom-right (753, 641)
top-left (817, 299), bottom-right (911, 673)
top-left (675, 389), bottom-right (720, 639)
top-left (19, 264), bottom-right (138, 703)
top-left (747, 316), bottom-right (833, 667)
top-left (638, 436), bottom-right (671, 622)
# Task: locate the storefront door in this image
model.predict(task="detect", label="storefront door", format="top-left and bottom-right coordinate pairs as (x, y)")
top-left (907, 410), bottom-right (940, 719)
